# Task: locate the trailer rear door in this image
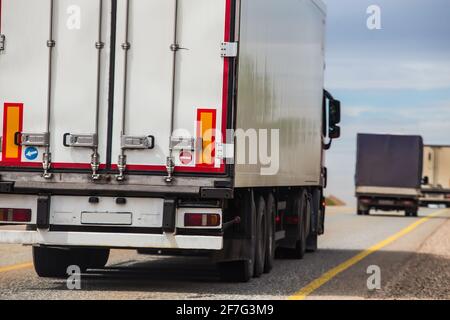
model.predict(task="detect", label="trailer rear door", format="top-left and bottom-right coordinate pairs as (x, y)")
top-left (111, 0), bottom-right (231, 177)
top-left (0, 0), bottom-right (111, 172)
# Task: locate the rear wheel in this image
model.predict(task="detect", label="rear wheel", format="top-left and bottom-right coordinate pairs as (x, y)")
top-left (406, 208), bottom-right (418, 217)
top-left (33, 247), bottom-right (110, 278)
top-left (33, 247), bottom-right (84, 278)
top-left (254, 196), bottom-right (267, 278)
top-left (84, 248), bottom-right (110, 269)
top-left (357, 209), bottom-right (369, 215)
top-left (306, 189), bottom-right (320, 253)
top-left (264, 193), bottom-right (276, 273)
top-left (357, 199), bottom-right (370, 216)
top-left (218, 260), bottom-right (253, 283)
top-left (284, 190), bottom-right (308, 259)
top-left (218, 190), bottom-right (256, 283)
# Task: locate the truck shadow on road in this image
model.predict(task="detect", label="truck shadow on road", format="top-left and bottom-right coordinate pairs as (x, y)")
top-left (29, 249), bottom-right (450, 299)
top-left (364, 213), bottom-right (450, 220)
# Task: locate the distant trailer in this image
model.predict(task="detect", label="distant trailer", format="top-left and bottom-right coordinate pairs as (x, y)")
top-left (421, 145), bottom-right (450, 207)
top-left (355, 133), bottom-right (423, 217)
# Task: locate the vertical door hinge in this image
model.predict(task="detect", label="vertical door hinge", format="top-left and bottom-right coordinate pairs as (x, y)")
top-left (220, 42), bottom-right (238, 58)
top-left (0, 34), bottom-right (6, 52)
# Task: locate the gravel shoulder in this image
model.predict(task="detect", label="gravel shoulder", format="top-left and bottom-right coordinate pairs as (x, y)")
top-left (376, 217), bottom-right (450, 300)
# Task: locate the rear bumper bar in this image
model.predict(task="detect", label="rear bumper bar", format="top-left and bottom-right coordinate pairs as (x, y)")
top-left (0, 172), bottom-right (233, 198)
top-left (0, 230), bottom-right (223, 250)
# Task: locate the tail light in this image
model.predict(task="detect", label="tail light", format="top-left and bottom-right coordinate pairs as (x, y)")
top-left (285, 216), bottom-right (299, 225)
top-left (0, 208), bottom-right (32, 223)
top-left (184, 213), bottom-right (221, 227)
top-left (403, 200), bottom-right (415, 207)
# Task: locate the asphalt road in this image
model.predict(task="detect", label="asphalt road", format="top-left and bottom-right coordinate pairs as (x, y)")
top-left (0, 207), bottom-right (449, 300)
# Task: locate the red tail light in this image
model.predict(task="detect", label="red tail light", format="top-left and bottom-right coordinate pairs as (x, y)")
top-left (184, 213), bottom-right (221, 227)
top-left (0, 208), bottom-right (32, 223)
top-left (285, 216), bottom-right (299, 225)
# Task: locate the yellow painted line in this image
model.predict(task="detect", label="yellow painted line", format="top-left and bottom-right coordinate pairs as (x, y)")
top-left (0, 262), bottom-right (33, 274)
top-left (289, 209), bottom-right (448, 300)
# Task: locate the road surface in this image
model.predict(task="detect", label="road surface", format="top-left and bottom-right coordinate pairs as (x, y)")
top-left (0, 207), bottom-right (449, 300)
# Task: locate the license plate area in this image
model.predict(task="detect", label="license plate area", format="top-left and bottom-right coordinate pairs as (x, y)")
top-left (81, 212), bottom-right (133, 226)
top-left (378, 200), bottom-right (395, 206)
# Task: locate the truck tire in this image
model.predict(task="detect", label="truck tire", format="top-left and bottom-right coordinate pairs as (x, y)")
top-left (283, 190), bottom-right (308, 259)
top-left (218, 190), bottom-right (256, 282)
top-left (218, 260), bottom-right (253, 283)
top-left (84, 249), bottom-right (110, 269)
top-left (306, 189), bottom-right (320, 252)
top-left (306, 233), bottom-right (318, 253)
top-left (295, 192), bottom-right (308, 259)
top-left (254, 196), bottom-right (267, 278)
top-left (264, 193), bottom-right (276, 273)
top-left (33, 246), bottom-right (87, 278)
top-left (406, 208), bottom-right (418, 217)
top-left (357, 199), bottom-right (370, 216)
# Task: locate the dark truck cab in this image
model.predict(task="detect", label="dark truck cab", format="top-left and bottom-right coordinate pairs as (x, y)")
top-left (355, 134), bottom-right (424, 217)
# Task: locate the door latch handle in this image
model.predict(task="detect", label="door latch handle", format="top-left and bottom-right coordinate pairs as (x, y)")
top-left (121, 135), bottom-right (155, 150)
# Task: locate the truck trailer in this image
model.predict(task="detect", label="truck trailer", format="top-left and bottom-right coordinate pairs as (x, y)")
top-left (355, 134), bottom-right (423, 217)
top-left (0, 0), bottom-right (340, 282)
top-left (421, 145), bottom-right (450, 207)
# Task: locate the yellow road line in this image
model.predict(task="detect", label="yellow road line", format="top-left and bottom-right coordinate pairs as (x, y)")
top-left (289, 209), bottom-right (448, 300)
top-left (0, 262), bottom-right (33, 274)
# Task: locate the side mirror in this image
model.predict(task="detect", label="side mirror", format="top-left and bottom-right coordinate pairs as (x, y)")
top-left (329, 125), bottom-right (341, 139)
top-left (329, 99), bottom-right (341, 126)
top-left (422, 176), bottom-right (429, 185)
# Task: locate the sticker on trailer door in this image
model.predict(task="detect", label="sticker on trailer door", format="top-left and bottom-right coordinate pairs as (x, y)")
top-left (179, 151), bottom-right (193, 165)
top-left (24, 147), bottom-right (39, 161)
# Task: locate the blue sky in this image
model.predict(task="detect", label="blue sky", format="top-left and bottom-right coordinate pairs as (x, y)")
top-left (323, 0), bottom-right (450, 204)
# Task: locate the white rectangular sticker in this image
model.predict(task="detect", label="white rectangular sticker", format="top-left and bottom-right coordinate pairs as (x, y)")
top-left (81, 212), bottom-right (133, 226)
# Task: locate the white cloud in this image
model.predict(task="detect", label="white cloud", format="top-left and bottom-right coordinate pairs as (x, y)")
top-left (343, 105), bottom-right (377, 117)
top-left (326, 57), bottom-right (450, 91)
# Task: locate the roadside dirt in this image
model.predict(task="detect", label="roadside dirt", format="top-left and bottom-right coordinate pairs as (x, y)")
top-left (377, 217), bottom-right (450, 300)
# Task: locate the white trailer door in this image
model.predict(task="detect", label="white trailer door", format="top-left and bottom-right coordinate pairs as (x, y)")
top-left (0, 0), bottom-right (111, 176)
top-left (112, 0), bottom-right (231, 179)
top-left (0, 0), bottom-right (50, 167)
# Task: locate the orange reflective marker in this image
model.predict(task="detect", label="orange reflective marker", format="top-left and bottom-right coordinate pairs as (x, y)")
top-left (2, 103), bottom-right (23, 163)
top-left (197, 109), bottom-right (217, 166)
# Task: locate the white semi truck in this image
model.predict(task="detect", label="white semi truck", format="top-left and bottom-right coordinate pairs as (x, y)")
top-left (421, 145), bottom-right (450, 207)
top-left (0, 0), bottom-right (340, 282)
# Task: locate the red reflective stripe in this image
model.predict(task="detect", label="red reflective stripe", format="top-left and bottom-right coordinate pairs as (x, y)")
top-left (0, 0), bottom-right (3, 33)
top-left (218, 0), bottom-right (232, 174)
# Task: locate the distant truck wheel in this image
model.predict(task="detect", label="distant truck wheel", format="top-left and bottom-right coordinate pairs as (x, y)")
top-left (357, 209), bottom-right (370, 216)
top-left (357, 199), bottom-right (370, 216)
top-left (405, 208), bottom-right (419, 217)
